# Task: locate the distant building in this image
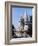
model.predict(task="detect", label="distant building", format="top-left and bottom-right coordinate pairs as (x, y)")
top-left (12, 11), bottom-right (32, 38)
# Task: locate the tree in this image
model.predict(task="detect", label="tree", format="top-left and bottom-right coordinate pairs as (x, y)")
top-left (19, 16), bottom-right (25, 37)
top-left (12, 25), bottom-right (18, 38)
top-left (12, 25), bottom-right (15, 36)
top-left (27, 16), bottom-right (32, 37)
top-left (20, 16), bottom-right (25, 30)
top-left (30, 16), bottom-right (32, 23)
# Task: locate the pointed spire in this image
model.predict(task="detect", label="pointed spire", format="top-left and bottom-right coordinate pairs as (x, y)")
top-left (24, 10), bottom-right (26, 17)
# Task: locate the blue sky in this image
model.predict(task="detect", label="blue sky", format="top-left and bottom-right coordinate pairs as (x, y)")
top-left (12, 7), bottom-right (32, 29)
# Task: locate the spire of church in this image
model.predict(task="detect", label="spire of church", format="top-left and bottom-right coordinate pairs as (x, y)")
top-left (24, 10), bottom-right (27, 16)
top-left (24, 10), bottom-right (28, 22)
